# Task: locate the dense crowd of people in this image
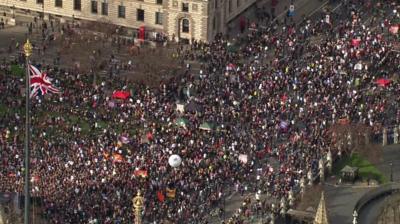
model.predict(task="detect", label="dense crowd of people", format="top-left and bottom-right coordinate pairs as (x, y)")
top-left (0, 0), bottom-right (399, 223)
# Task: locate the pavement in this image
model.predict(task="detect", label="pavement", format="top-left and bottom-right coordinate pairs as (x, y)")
top-left (227, 0), bottom-right (335, 38)
top-left (325, 184), bottom-right (373, 224)
top-left (0, 25), bottom-right (28, 50)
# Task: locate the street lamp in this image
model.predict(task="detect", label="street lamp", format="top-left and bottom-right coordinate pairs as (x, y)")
top-left (132, 191), bottom-right (144, 224)
top-left (23, 39), bottom-right (32, 224)
top-left (390, 162), bottom-right (393, 182)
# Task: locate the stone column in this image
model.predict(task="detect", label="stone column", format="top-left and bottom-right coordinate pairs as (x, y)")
top-left (326, 150), bottom-right (332, 173)
top-left (288, 189), bottom-right (294, 207)
top-left (393, 127), bottom-right (399, 144)
top-left (319, 158), bottom-right (325, 183)
top-left (347, 133), bottom-right (353, 150)
top-left (280, 197), bottom-right (286, 215)
top-left (307, 169), bottom-right (313, 186)
top-left (338, 143), bottom-right (342, 158)
top-left (383, 128), bottom-right (388, 146)
top-left (300, 176), bottom-right (306, 194)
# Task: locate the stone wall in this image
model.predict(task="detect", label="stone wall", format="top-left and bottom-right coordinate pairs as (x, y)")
top-left (206, 0), bottom-right (257, 38)
top-left (377, 192), bottom-right (400, 224)
top-left (164, 0), bottom-right (208, 41)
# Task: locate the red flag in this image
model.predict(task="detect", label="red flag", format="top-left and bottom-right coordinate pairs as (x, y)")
top-left (146, 132), bottom-right (154, 141)
top-left (29, 64), bottom-right (61, 98)
top-left (8, 173), bottom-right (16, 178)
top-left (389, 25), bottom-right (399, 34)
top-left (112, 153), bottom-right (124, 163)
top-left (134, 170), bottom-right (148, 178)
top-left (281, 94), bottom-right (288, 103)
top-left (376, 78), bottom-right (391, 87)
top-left (157, 191), bottom-right (165, 202)
top-left (31, 175), bottom-right (40, 183)
top-left (351, 38), bottom-right (361, 47)
top-left (112, 91), bottom-right (130, 100)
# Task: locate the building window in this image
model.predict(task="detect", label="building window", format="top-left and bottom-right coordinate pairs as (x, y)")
top-left (91, 1), bottom-right (98, 13)
top-left (237, 0), bottom-right (241, 7)
top-left (155, 12), bottom-right (163, 25)
top-left (156, 0), bottom-right (162, 5)
top-left (214, 0), bottom-right (218, 9)
top-left (37, 0), bottom-right (43, 4)
top-left (228, 0), bottom-right (232, 13)
top-left (55, 0), bottom-right (62, 7)
top-left (182, 19), bottom-right (189, 33)
top-left (118, 5), bottom-right (125, 18)
top-left (182, 3), bottom-right (189, 12)
top-left (137, 9), bottom-right (144, 21)
top-left (74, 0), bottom-right (81, 11)
top-left (101, 2), bottom-right (108, 15)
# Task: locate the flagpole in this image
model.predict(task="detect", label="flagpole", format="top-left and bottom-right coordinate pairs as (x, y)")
top-left (23, 39), bottom-right (32, 224)
top-left (132, 191), bottom-right (144, 224)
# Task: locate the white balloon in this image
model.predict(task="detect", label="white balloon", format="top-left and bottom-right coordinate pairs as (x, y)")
top-left (168, 154), bottom-right (182, 168)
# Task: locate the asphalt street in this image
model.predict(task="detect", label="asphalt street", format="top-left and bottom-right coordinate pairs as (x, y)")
top-left (227, 0), bottom-right (344, 38)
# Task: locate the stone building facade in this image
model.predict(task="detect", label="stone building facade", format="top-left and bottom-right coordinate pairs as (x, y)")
top-left (377, 193), bottom-right (400, 224)
top-left (0, 0), bottom-right (257, 42)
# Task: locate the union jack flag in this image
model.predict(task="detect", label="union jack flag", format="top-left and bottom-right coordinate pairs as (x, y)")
top-left (29, 64), bottom-right (60, 98)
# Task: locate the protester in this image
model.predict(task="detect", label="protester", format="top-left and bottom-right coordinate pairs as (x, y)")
top-left (0, 0), bottom-right (399, 223)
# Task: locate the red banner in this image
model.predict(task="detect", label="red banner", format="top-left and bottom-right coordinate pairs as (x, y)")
top-left (112, 91), bottom-right (130, 100)
top-left (376, 78), bottom-right (391, 87)
top-left (157, 191), bottom-right (165, 202)
top-left (351, 38), bottom-right (361, 47)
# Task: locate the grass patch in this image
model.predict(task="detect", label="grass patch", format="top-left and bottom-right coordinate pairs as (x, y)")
top-left (10, 64), bottom-right (25, 78)
top-left (0, 104), bottom-right (23, 118)
top-left (333, 153), bottom-right (387, 184)
top-left (69, 115), bottom-right (90, 134)
top-left (96, 120), bottom-right (108, 129)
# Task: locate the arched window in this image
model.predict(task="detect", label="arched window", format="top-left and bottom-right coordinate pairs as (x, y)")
top-left (182, 19), bottom-right (189, 33)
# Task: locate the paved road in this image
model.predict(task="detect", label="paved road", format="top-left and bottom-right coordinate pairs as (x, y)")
top-left (325, 184), bottom-right (373, 224)
top-left (0, 26), bottom-right (28, 49)
top-left (227, 0), bottom-right (335, 38)
top-left (358, 193), bottom-right (387, 224)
